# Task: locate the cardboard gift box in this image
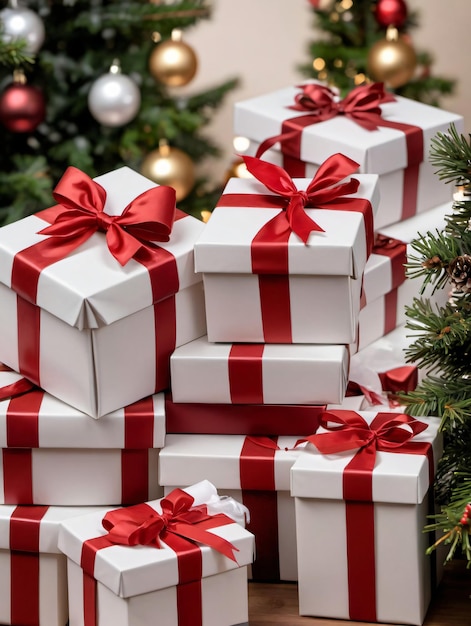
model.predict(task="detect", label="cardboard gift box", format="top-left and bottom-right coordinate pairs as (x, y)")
top-left (160, 434), bottom-right (311, 582)
top-left (195, 157), bottom-right (379, 344)
top-left (0, 166), bottom-right (207, 418)
top-left (356, 201), bottom-right (451, 352)
top-left (170, 335), bottom-right (349, 405)
top-left (0, 367), bottom-right (165, 505)
top-left (58, 480), bottom-right (255, 626)
top-left (234, 82), bottom-right (463, 229)
top-left (0, 503), bottom-right (107, 626)
top-left (290, 409), bottom-right (442, 625)
top-left (164, 393), bottom-right (325, 436)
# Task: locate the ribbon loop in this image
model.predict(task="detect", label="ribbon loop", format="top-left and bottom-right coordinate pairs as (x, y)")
top-left (37, 166), bottom-right (177, 266)
top-left (242, 152), bottom-right (362, 244)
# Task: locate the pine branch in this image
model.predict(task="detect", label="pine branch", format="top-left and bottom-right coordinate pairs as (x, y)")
top-left (0, 37), bottom-right (34, 69)
top-left (429, 124), bottom-right (471, 185)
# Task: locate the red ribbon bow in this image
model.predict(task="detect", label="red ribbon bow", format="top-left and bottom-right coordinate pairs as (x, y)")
top-left (242, 152), bottom-right (361, 244)
top-left (288, 82), bottom-right (396, 131)
top-left (37, 166), bottom-right (177, 266)
top-left (302, 409), bottom-right (428, 471)
top-left (100, 488), bottom-right (239, 562)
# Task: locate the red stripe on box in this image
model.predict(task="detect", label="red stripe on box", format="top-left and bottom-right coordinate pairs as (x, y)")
top-left (17, 295), bottom-right (41, 386)
top-left (3, 449), bottom-right (33, 503)
top-left (124, 396), bottom-right (156, 448)
top-left (228, 344), bottom-right (265, 404)
top-left (121, 449), bottom-right (150, 504)
top-left (6, 389), bottom-right (43, 448)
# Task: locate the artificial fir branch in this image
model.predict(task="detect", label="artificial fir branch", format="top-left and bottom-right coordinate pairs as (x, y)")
top-left (429, 124), bottom-right (471, 185)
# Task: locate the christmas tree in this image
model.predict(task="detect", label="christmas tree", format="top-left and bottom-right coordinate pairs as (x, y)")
top-left (397, 125), bottom-right (471, 564)
top-left (0, 0), bottom-right (238, 226)
top-left (301, 0), bottom-right (455, 104)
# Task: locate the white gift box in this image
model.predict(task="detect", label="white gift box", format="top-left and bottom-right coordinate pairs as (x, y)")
top-left (356, 202), bottom-right (451, 351)
top-left (234, 83), bottom-right (463, 229)
top-left (58, 480), bottom-right (254, 626)
top-left (195, 173), bottom-right (379, 344)
top-left (0, 368), bottom-right (165, 505)
top-left (0, 503), bottom-right (107, 626)
top-left (291, 410), bottom-right (442, 624)
top-left (160, 434), bottom-right (309, 582)
top-left (0, 166), bottom-right (207, 418)
top-left (170, 335), bottom-right (349, 405)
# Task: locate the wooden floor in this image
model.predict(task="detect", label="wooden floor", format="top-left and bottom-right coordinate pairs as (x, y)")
top-left (248, 559), bottom-right (470, 625)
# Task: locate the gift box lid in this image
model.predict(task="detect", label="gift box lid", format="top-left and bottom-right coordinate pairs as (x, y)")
top-left (0, 367), bottom-right (165, 447)
top-left (0, 504), bottom-right (109, 554)
top-left (0, 167), bottom-right (205, 330)
top-left (362, 201), bottom-right (450, 303)
top-left (170, 336), bottom-right (349, 405)
top-left (195, 174), bottom-right (379, 280)
top-left (290, 411), bottom-right (442, 505)
top-left (58, 480), bottom-right (255, 599)
top-left (234, 83), bottom-right (464, 176)
top-left (160, 434), bottom-right (308, 492)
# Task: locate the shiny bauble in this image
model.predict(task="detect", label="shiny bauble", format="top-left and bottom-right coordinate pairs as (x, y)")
top-left (0, 6), bottom-right (45, 54)
top-left (149, 38), bottom-right (198, 87)
top-left (88, 72), bottom-right (141, 127)
top-left (141, 145), bottom-right (195, 202)
top-left (0, 82), bottom-right (45, 133)
top-left (367, 34), bottom-right (417, 88)
top-left (374, 0), bottom-right (408, 28)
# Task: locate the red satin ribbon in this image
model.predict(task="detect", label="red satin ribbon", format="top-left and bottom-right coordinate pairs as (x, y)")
top-left (10, 505), bottom-right (49, 625)
top-left (301, 409), bottom-right (433, 621)
top-left (228, 344), bottom-right (264, 403)
top-left (373, 233), bottom-right (407, 291)
top-left (164, 393), bottom-right (325, 436)
top-left (240, 436), bottom-right (280, 581)
top-left (80, 489), bottom-right (238, 626)
top-left (217, 153), bottom-right (373, 343)
top-left (378, 365), bottom-right (418, 394)
top-left (255, 82), bottom-right (424, 222)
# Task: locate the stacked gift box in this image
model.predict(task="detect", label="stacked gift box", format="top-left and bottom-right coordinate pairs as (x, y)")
top-left (0, 166), bottom-right (256, 625)
top-left (0, 79), bottom-right (461, 625)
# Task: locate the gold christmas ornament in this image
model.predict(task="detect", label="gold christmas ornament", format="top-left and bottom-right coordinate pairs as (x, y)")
top-left (367, 25), bottom-right (417, 88)
top-left (141, 140), bottom-right (195, 202)
top-left (148, 29), bottom-right (198, 87)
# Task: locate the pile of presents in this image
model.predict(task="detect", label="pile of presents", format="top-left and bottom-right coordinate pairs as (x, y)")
top-left (0, 81), bottom-right (463, 626)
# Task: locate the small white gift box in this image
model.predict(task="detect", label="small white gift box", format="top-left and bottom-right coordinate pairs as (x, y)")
top-left (195, 159), bottom-right (379, 345)
top-left (170, 335), bottom-right (349, 405)
top-left (58, 480), bottom-right (254, 626)
top-left (160, 434), bottom-right (310, 582)
top-left (0, 166), bottom-right (206, 418)
top-left (0, 367), bottom-right (164, 505)
top-left (290, 410), bottom-right (442, 624)
top-left (0, 503), bottom-right (107, 626)
top-left (234, 82), bottom-right (463, 229)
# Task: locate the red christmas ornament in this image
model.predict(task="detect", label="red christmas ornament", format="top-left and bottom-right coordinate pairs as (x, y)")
top-left (375, 0), bottom-right (408, 28)
top-left (0, 82), bottom-right (46, 133)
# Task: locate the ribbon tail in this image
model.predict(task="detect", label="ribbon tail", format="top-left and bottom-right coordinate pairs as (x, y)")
top-left (288, 196), bottom-right (324, 243)
top-left (171, 522), bottom-right (239, 563)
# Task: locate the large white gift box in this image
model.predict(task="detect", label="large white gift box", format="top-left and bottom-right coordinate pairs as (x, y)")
top-left (0, 166), bottom-right (206, 418)
top-left (0, 503), bottom-right (107, 626)
top-left (234, 82), bottom-right (463, 229)
top-left (170, 335), bottom-right (349, 405)
top-left (160, 434), bottom-right (309, 581)
top-left (0, 367), bottom-right (164, 505)
top-left (290, 409), bottom-right (442, 625)
top-left (58, 480), bottom-right (254, 626)
top-left (356, 201), bottom-right (451, 351)
top-left (195, 161), bottom-right (379, 344)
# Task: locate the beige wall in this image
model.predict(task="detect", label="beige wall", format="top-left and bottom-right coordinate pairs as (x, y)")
top-left (179, 0), bottom-right (470, 181)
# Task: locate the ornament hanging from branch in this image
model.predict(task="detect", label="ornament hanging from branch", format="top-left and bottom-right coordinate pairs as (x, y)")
top-left (0, 68), bottom-right (45, 133)
top-left (141, 139), bottom-right (195, 202)
top-left (374, 0), bottom-right (408, 29)
top-left (367, 25), bottom-right (417, 88)
top-left (88, 59), bottom-right (141, 127)
top-left (149, 29), bottom-right (198, 87)
top-left (0, 0), bottom-right (45, 54)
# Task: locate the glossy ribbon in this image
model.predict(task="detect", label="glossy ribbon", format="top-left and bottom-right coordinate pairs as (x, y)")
top-left (9, 505), bottom-right (49, 625)
top-left (300, 409), bottom-right (433, 621)
top-left (228, 344), bottom-right (264, 404)
top-left (37, 166), bottom-right (177, 267)
top-left (378, 365), bottom-right (418, 394)
top-left (0, 364), bottom-right (35, 401)
top-left (80, 489), bottom-right (237, 626)
top-left (373, 233), bottom-right (407, 291)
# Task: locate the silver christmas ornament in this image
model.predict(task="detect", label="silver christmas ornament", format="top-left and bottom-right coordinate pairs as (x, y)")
top-left (0, 4), bottom-right (45, 55)
top-left (88, 62), bottom-right (141, 127)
